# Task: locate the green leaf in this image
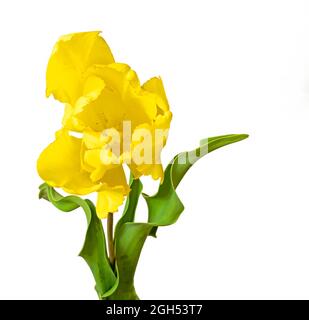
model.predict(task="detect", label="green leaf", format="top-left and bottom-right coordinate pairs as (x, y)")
top-left (38, 134), bottom-right (248, 300)
top-left (108, 222), bottom-right (152, 300)
top-left (110, 134), bottom-right (248, 299)
top-left (102, 177), bottom-right (143, 300)
top-left (114, 177), bottom-right (143, 242)
top-left (171, 134), bottom-right (249, 188)
top-left (38, 183), bottom-right (116, 299)
top-left (146, 134), bottom-right (249, 226)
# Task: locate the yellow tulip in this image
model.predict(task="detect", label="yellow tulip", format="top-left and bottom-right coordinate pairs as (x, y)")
top-left (46, 31), bottom-right (114, 105)
top-left (38, 31), bottom-right (172, 218)
top-left (37, 130), bottom-right (129, 218)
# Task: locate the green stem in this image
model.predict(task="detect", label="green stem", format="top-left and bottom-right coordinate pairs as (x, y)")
top-left (106, 286), bottom-right (140, 300)
top-left (107, 212), bottom-right (115, 268)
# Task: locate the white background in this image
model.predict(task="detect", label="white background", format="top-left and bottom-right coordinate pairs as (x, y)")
top-left (0, 0), bottom-right (308, 299)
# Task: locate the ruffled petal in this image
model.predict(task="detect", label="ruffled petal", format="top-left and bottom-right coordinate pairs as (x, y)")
top-left (46, 31), bottom-right (114, 105)
top-left (83, 63), bottom-right (157, 129)
top-left (62, 65), bottom-right (164, 133)
top-left (142, 77), bottom-right (170, 113)
top-left (129, 123), bottom-right (167, 181)
top-left (97, 189), bottom-right (125, 219)
top-left (37, 130), bottom-right (99, 194)
top-left (96, 166), bottom-right (130, 218)
top-left (101, 166), bottom-right (130, 190)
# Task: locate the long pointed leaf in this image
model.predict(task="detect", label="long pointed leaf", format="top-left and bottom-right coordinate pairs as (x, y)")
top-left (39, 183), bottom-right (116, 299)
top-left (114, 178), bottom-right (143, 242)
top-left (110, 134), bottom-right (248, 299)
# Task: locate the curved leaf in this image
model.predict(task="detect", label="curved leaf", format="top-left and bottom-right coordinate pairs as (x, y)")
top-left (110, 134), bottom-right (248, 299)
top-left (146, 134), bottom-right (249, 226)
top-left (39, 183), bottom-right (116, 299)
top-left (114, 177), bottom-right (143, 242)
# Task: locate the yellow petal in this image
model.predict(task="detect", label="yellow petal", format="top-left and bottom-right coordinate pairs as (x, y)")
top-left (96, 166), bottom-right (130, 218)
top-left (84, 149), bottom-right (103, 170)
top-left (96, 189), bottom-right (125, 219)
top-left (83, 130), bottom-right (103, 149)
top-left (37, 130), bottom-right (99, 195)
top-left (46, 31), bottom-right (114, 105)
top-left (142, 77), bottom-right (170, 112)
top-left (90, 63), bottom-right (140, 94)
top-left (154, 110), bottom-right (173, 131)
top-left (82, 76), bottom-right (106, 100)
top-left (129, 162), bottom-right (164, 181)
top-left (62, 104), bottom-right (85, 132)
top-left (128, 123), bottom-right (166, 181)
top-left (84, 64), bottom-right (157, 129)
top-left (76, 85), bottom-right (126, 131)
top-left (81, 127), bottom-right (124, 185)
top-left (101, 166), bottom-right (130, 190)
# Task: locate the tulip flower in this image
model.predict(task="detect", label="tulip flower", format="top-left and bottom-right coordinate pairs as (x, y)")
top-left (38, 31), bottom-right (248, 300)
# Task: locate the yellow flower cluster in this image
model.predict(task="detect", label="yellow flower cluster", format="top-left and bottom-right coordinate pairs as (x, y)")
top-left (37, 32), bottom-right (172, 218)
